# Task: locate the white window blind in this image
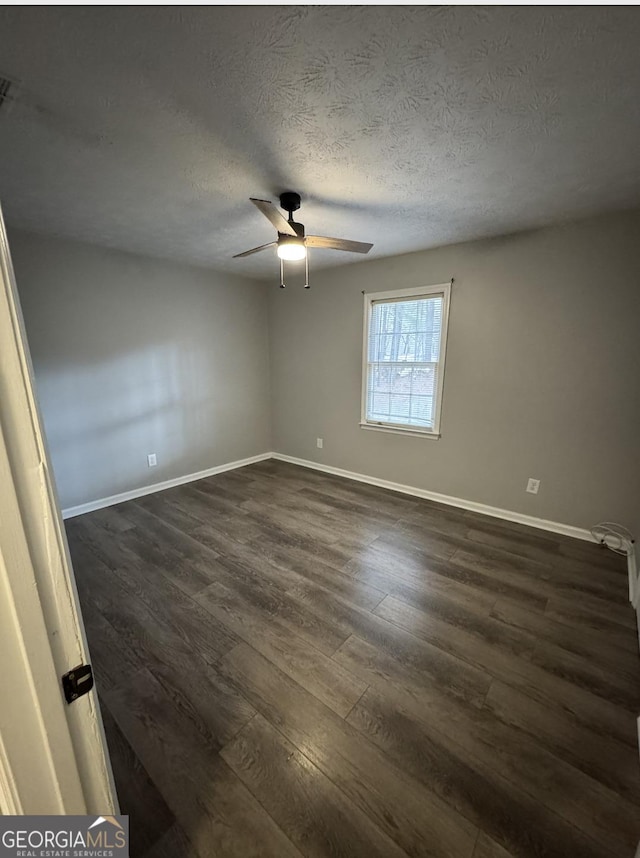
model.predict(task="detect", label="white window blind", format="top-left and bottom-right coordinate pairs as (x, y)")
top-left (362, 284), bottom-right (450, 436)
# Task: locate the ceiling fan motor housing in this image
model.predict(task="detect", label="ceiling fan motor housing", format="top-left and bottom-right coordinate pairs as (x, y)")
top-left (279, 191), bottom-right (301, 214)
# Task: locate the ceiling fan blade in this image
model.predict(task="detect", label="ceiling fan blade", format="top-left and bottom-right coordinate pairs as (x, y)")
top-left (250, 198), bottom-right (297, 237)
top-left (306, 235), bottom-right (373, 254)
top-left (232, 241), bottom-right (276, 258)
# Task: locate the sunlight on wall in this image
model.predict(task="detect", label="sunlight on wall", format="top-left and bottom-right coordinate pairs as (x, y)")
top-left (37, 341), bottom-right (218, 506)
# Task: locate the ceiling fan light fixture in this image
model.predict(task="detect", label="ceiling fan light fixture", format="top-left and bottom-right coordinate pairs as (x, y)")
top-left (232, 194), bottom-right (373, 283)
top-left (277, 237), bottom-right (307, 261)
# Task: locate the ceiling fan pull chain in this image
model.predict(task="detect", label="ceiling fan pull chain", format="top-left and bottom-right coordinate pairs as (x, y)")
top-left (279, 257), bottom-right (286, 289)
top-left (304, 251), bottom-right (310, 289)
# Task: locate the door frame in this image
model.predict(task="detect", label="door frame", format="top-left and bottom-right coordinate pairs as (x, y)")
top-left (0, 207), bottom-right (117, 813)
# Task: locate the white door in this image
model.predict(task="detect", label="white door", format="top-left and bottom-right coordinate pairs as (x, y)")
top-left (0, 205), bottom-right (117, 814)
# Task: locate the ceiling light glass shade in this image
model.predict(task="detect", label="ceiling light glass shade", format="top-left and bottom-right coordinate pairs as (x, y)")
top-left (277, 238), bottom-right (307, 261)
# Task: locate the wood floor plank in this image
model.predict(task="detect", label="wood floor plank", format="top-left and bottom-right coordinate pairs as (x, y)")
top-left (449, 544), bottom-right (556, 605)
top-left (186, 518), bottom-right (277, 562)
top-left (243, 460), bottom-right (337, 494)
top-left (483, 680), bottom-right (640, 803)
top-left (555, 538), bottom-right (627, 571)
top-left (372, 595), bottom-right (535, 679)
top-left (83, 609), bottom-right (145, 693)
top-left (194, 504), bottom-right (359, 571)
top-left (346, 545), bottom-right (498, 613)
top-left (191, 523), bottom-right (387, 612)
top-left (288, 579), bottom-right (492, 707)
top-left (490, 597), bottom-right (640, 664)
top-left (76, 557), bottom-right (250, 749)
top-left (336, 621), bottom-right (637, 751)
top-left (402, 501), bottom-right (477, 538)
top-left (472, 832), bottom-right (515, 858)
top-left (113, 507), bottom-right (225, 596)
top-left (100, 704), bottom-right (174, 858)
top-left (241, 497), bottom-right (345, 546)
top-left (132, 492), bottom-right (210, 536)
top-left (464, 522), bottom-right (567, 565)
top-left (545, 591), bottom-right (637, 633)
top-left (196, 580), bottom-right (367, 718)
top-left (67, 460), bottom-right (638, 858)
top-left (68, 537), bottom-right (147, 691)
top-left (371, 538), bottom-right (549, 611)
top-left (376, 594), bottom-right (640, 713)
top-left (172, 480), bottom-right (248, 519)
top-left (375, 592), bottom-right (536, 661)
top-left (194, 557), bottom-right (349, 657)
top-left (298, 485), bottom-right (405, 530)
top-left (141, 823), bottom-right (199, 858)
top-left (221, 713), bottom-right (410, 858)
top-left (105, 667), bottom-right (303, 858)
top-left (339, 644), bottom-right (639, 855)
top-left (544, 561), bottom-right (630, 605)
top-left (526, 634), bottom-right (640, 712)
top-left (186, 476), bottom-right (255, 508)
top-left (373, 528), bottom-right (459, 563)
top-left (70, 506), bottom-right (222, 598)
top-left (464, 520), bottom-right (627, 577)
top-left (347, 683), bottom-right (623, 858)
top-left (289, 472), bottom-right (420, 519)
top-left (87, 504), bottom-right (137, 534)
top-left (218, 642), bottom-right (478, 858)
top-left (246, 485), bottom-right (386, 548)
top-left (159, 484), bottom-right (262, 537)
top-left (459, 533), bottom-right (631, 609)
top-left (66, 515), bottom-right (141, 571)
top-left (143, 534), bottom-right (291, 603)
top-left (249, 525), bottom-right (368, 575)
top-left (105, 559), bottom-right (238, 666)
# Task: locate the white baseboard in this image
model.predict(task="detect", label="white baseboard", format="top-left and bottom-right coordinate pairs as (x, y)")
top-left (271, 453), bottom-right (595, 542)
top-left (62, 448), bottom-right (595, 543)
top-left (61, 452), bottom-right (272, 519)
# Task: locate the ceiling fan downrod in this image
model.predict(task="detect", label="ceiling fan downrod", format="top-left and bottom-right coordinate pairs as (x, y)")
top-left (279, 191), bottom-right (301, 223)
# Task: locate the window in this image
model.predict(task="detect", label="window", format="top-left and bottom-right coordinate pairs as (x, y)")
top-left (361, 283), bottom-right (451, 437)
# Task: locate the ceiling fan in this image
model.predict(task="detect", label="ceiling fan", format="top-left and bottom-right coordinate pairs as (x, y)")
top-left (233, 192), bottom-right (373, 288)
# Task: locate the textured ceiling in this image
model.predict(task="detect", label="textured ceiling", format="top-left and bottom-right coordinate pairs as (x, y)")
top-left (1, 6), bottom-right (640, 279)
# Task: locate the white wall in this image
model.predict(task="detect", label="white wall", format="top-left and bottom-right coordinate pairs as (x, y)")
top-left (268, 210), bottom-right (640, 534)
top-left (9, 229), bottom-right (271, 510)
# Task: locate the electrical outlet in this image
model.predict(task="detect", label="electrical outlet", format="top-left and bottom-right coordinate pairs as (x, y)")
top-left (316, 438), bottom-right (324, 449)
top-left (526, 478), bottom-right (540, 494)
top-left (147, 453), bottom-right (157, 467)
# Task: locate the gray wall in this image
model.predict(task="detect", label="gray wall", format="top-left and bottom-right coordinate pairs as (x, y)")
top-left (269, 210), bottom-right (640, 533)
top-left (9, 211), bottom-right (640, 533)
top-left (10, 229), bottom-right (271, 510)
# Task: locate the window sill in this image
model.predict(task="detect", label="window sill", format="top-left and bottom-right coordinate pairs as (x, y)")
top-left (359, 422), bottom-right (441, 439)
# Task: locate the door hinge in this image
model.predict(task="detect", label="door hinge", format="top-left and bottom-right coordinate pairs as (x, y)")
top-left (62, 663), bottom-right (94, 704)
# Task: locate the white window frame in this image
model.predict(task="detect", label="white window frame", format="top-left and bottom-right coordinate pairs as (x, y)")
top-left (360, 282), bottom-right (451, 439)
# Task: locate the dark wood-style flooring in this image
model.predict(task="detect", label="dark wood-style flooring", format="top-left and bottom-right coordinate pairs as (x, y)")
top-left (65, 459), bottom-right (640, 858)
